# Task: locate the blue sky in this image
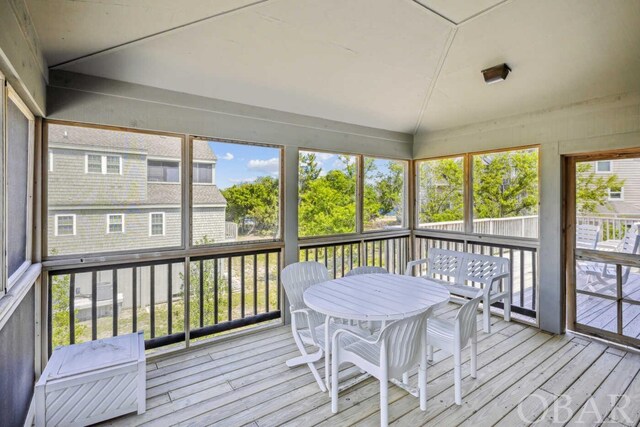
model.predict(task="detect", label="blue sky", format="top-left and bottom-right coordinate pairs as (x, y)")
top-left (210, 142), bottom-right (401, 189)
top-left (209, 141), bottom-right (280, 189)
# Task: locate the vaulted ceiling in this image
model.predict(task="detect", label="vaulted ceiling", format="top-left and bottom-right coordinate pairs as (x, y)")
top-left (27, 0), bottom-right (640, 134)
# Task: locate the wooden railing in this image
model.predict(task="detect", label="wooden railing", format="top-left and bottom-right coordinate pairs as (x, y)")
top-left (415, 234), bottom-right (538, 320)
top-left (576, 215), bottom-right (640, 241)
top-left (47, 247), bottom-right (282, 354)
top-left (298, 233), bottom-right (410, 277)
top-left (419, 215), bottom-right (539, 238)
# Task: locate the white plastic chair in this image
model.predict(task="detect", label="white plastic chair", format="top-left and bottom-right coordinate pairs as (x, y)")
top-left (331, 307), bottom-right (433, 427)
top-left (281, 261), bottom-right (367, 392)
top-left (281, 261), bottom-right (331, 392)
top-left (345, 266), bottom-right (389, 276)
top-left (576, 224), bottom-right (601, 250)
top-left (426, 294), bottom-right (482, 405)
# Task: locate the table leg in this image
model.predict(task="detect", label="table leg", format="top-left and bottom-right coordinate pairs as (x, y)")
top-left (325, 315), bottom-right (331, 390)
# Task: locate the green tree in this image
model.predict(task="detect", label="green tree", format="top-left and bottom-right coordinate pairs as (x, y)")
top-left (418, 158), bottom-right (464, 223)
top-left (473, 150), bottom-right (539, 219)
top-left (576, 163), bottom-right (625, 215)
top-left (51, 274), bottom-right (87, 348)
top-left (221, 176), bottom-right (279, 236)
top-left (299, 153), bottom-right (322, 192)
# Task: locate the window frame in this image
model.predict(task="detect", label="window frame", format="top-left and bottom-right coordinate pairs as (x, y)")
top-left (414, 145), bottom-right (540, 242)
top-left (106, 214), bottom-right (125, 234)
top-left (54, 214), bottom-right (76, 237)
top-left (149, 212), bottom-right (166, 236)
top-left (192, 161), bottom-right (215, 185)
top-left (608, 186), bottom-right (624, 201)
top-left (147, 158), bottom-right (181, 183)
top-left (85, 153), bottom-right (123, 175)
top-left (297, 148), bottom-right (410, 241)
top-left (4, 85), bottom-right (35, 292)
top-left (596, 160), bottom-right (612, 174)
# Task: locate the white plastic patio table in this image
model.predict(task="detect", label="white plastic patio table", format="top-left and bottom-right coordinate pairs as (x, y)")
top-left (303, 273), bottom-right (450, 390)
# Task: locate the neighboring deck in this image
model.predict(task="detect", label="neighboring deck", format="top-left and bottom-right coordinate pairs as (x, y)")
top-left (105, 304), bottom-right (640, 427)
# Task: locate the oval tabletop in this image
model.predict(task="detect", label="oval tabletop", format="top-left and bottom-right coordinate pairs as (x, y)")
top-left (303, 274), bottom-right (450, 322)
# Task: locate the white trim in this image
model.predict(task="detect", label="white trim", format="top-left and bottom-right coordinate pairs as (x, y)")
top-left (54, 214), bottom-right (76, 236)
top-left (49, 203), bottom-right (225, 210)
top-left (608, 186), bottom-right (624, 201)
top-left (49, 142), bottom-right (145, 156)
top-left (595, 160), bottom-right (612, 173)
top-left (149, 212), bottom-right (165, 236)
top-left (106, 213), bottom-right (125, 234)
top-left (85, 153), bottom-right (122, 174)
top-left (193, 161), bottom-right (215, 185)
top-left (48, 150), bottom-right (53, 172)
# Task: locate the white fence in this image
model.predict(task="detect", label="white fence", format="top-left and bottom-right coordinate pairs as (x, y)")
top-left (419, 215), bottom-right (539, 238)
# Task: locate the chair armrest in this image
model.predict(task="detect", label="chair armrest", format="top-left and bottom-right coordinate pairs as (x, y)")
top-left (332, 326), bottom-right (381, 346)
top-left (486, 272), bottom-right (510, 295)
top-left (405, 259), bottom-right (429, 276)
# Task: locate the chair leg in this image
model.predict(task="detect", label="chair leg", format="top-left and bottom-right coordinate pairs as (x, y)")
top-left (470, 329), bottom-right (477, 379)
top-left (504, 294), bottom-right (511, 322)
top-left (483, 295), bottom-right (491, 333)
top-left (402, 372), bottom-right (409, 385)
top-left (331, 351), bottom-right (339, 413)
top-left (380, 375), bottom-right (389, 427)
top-left (454, 348), bottom-right (462, 405)
top-left (290, 330), bottom-right (327, 392)
top-left (427, 344), bottom-right (433, 362)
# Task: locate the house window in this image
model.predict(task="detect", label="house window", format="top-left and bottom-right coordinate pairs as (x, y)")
top-left (86, 154), bottom-right (122, 174)
top-left (149, 212), bottom-right (165, 236)
top-left (596, 161), bottom-right (612, 173)
top-left (193, 162), bottom-right (214, 184)
top-left (148, 160), bottom-right (180, 183)
top-left (87, 154), bottom-right (103, 173)
top-left (107, 214), bottom-right (124, 234)
top-left (55, 215), bottom-right (76, 236)
top-left (106, 155), bottom-right (122, 174)
top-left (608, 186), bottom-right (624, 200)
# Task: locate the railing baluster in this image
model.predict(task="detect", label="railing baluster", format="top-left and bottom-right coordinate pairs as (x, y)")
top-left (228, 257), bottom-right (233, 321)
top-left (112, 269), bottom-right (118, 337)
top-left (198, 260), bottom-right (204, 327)
top-left (520, 250), bottom-right (525, 307)
top-left (253, 254), bottom-right (258, 316)
top-left (241, 256), bottom-right (245, 319)
top-left (531, 250), bottom-right (537, 311)
top-left (150, 265), bottom-right (156, 339)
top-left (265, 254), bottom-right (270, 312)
top-left (385, 239), bottom-right (390, 271)
top-left (379, 240), bottom-right (383, 267)
top-left (341, 245), bottom-right (345, 277)
top-left (214, 258), bottom-right (219, 324)
top-left (332, 246), bottom-right (337, 279)
top-left (305, 248), bottom-right (309, 261)
top-left (132, 267), bottom-right (137, 332)
top-left (277, 253), bottom-right (281, 310)
top-left (70, 274), bottom-right (75, 344)
top-left (167, 263), bottom-right (172, 335)
top-left (91, 271), bottom-right (97, 340)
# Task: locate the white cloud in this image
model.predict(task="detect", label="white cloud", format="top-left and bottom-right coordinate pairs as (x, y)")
top-left (247, 157), bottom-right (280, 174)
top-left (228, 177), bottom-right (256, 184)
top-left (221, 152), bottom-right (234, 160)
top-left (316, 153), bottom-right (334, 161)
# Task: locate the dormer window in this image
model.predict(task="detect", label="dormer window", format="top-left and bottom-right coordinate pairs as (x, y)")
top-left (193, 162), bottom-right (214, 184)
top-left (148, 160), bottom-right (179, 183)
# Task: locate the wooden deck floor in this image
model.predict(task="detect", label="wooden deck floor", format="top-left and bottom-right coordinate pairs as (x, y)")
top-left (104, 304), bottom-right (640, 427)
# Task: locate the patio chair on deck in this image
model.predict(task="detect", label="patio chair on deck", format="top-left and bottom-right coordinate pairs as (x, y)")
top-left (576, 224), bottom-right (600, 250)
top-left (281, 261), bottom-right (368, 392)
top-left (582, 225), bottom-right (640, 295)
top-left (331, 307), bottom-right (434, 427)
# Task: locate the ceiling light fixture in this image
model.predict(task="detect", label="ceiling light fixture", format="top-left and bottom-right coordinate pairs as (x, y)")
top-left (481, 63), bottom-right (511, 84)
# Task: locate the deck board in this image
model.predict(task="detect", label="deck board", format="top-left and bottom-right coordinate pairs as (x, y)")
top-left (102, 304), bottom-right (640, 427)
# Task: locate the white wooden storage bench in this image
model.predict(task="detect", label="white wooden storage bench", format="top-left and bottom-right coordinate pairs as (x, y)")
top-left (35, 331), bottom-right (146, 426)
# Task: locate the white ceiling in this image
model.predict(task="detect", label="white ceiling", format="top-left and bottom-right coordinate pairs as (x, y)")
top-left (27, 0), bottom-right (640, 134)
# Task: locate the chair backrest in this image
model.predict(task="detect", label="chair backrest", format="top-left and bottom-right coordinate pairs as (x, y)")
top-left (617, 225), bottom-right (640, 255)
top-left (379, 307), bottom-right (432, 377)
top-left (281, 262), bottom-right (329, 311)
top-left (427, 249), bottom-right (462, 282)
top-left (345, 266), bottom-right (389, 277)
top-left (459, 252), bottom-right (509, 288)
top-left (455, 295), bottom-right (482, 347)
top-left (576, 224), bottom-right (600, 249)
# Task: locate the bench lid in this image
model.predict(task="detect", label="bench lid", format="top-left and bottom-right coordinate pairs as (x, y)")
top-left (46, 332), bottom-right (143, 380)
